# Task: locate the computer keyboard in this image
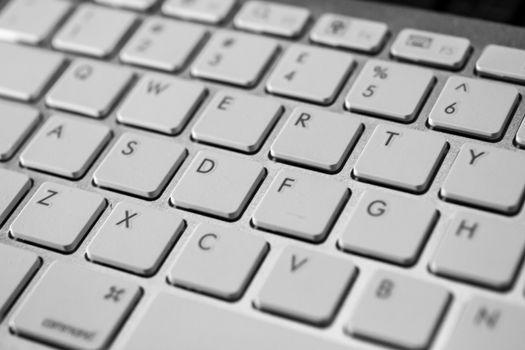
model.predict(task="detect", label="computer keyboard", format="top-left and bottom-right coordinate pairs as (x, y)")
top-left (0, 0), bottom-right (525, 349)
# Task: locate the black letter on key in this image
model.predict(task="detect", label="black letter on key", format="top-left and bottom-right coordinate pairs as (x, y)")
top-left (468, 149), bottom-right (486, 165)
top-left (116, 210), bottom-right (139, 229)
top-left (376, 279), bottom-right (394, 299)
top-left (121, 141), bottom-right (138, 156)
top-left (197, 158), bottom-right (216, 174)
top-left (474, 307), bottom-right (500, 329)
top-left (384, 131), bottom-right (400, 146)
top-left (455, 220), bottom-right (478, 239)
top-left (294, 113), bottom-right (311, 128)
top-left (367, 200), bottom-right (387, 217)
top-left (46, 125), bottom-right (64, 139)
top-left (37, 190), bottom-right (59, 206)
top-left (218, 96), bottom-right (234, 110)
top-left (198, 233), bottom-right (218, 250)
top-left (278, 178), bottom-right (296, 192)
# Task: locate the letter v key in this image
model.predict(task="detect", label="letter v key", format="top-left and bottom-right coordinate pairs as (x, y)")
top-left (291, 254), bottom-right (308, 272)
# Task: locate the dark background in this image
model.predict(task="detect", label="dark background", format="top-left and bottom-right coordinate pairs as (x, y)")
top-left (374, 0), bottom-right (525, 26)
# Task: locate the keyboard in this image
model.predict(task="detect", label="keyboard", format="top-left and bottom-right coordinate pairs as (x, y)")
top-left (0, 0), bottom-right (525, 349)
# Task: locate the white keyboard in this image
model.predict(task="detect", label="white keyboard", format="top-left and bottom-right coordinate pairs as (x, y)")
top-left (1, 0), bottom-right (525, 349)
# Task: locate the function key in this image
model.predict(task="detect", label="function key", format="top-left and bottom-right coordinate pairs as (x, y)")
top-left (476, 44), bottom-right (525, 84)
top-left (234, 1), bottom-right (310, 38)
top-left (310, 14), bottom-right (388, 54)
top-left (95, 0), bottom-right (158, 11)
top-left (391, 28), bottom-right (471, 70)
top-left (0, 0), bottom-right (71, 44)
top-left (0, 101), bottom-right (40, 161)
top-left (163, 0), bottom-right (236, 24)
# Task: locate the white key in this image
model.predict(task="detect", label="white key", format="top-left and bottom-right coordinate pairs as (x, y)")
top-left (0, 244), bottom-right (40, 320)
top-left (0, 0), bottom-right (71, 44)
top-left (391, 28), bottom-right (471, 69)
top-left (0, 42), bottom-right (64, 101)
top-left (192, 90), bottom-right (283, 153)
top-left (345, 59), bottom-right (434, 122)
top-left (120, 17), bottom-right (207, 72)
top-left (310, 14), bottom-right (388, 53)
top-left (346, 271), bottom-right (450, 349)
top-left (517, 118), bottom-right (525, 147)
top-left (52, 4), bottom-right (136, 57)
top-left (430, 212), bottom-right (525, 290)
top-left (0, 169), bottom-right (31, 225)
top-left (163, 0), bottom-right (236, 24)
top-left (94, 133), bottom-right (187, 199)
top-left (171, 150), bottom-right (265, 220)
top-left (95, 0), bottom-right (157, 10)
top-left (234, 1), bottom-right (310, 38)
top-left (441, 143), bottom-right (525, 214)
top-left (255, 246), bottom-right (356, 326)
top-left (117, 73), bottom-right (206, 135)
top-left (11, 262), bottom-right (141, 350)
top-left (20, 115), bottom-right (112, 179)
top-left (192, 30), bottom-right (278, 87)
top-left (87, 202), bottom-right (185, 276)
top-left (339, 189), bottom-right (437, 266)
top-left (0, 101), bottom-right (40, 161)
top-left (267, 44), bottom-right (354, 104)
top-left (10, 182), bottom-right (106, 252)
top-left (168, 224), bottom-right (268, 300)
top-left (270, 106), bottom-right (363, 172)
top-left (429, 76), bottom-right (518, 140)
top-left (476, 44), bottom-right (525, 84)
top-left (123, 293), bottom-right (350, 350)
top-left (252, 170), bottom-right (348, 242)
top-left (47, 59), bottom-right (133, 118)
top-left (353, 125), bottom-right (448, 193)
top-left (445, 297), bottom-right (525, 350)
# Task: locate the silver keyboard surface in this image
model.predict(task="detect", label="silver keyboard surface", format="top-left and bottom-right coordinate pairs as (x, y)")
top-left (1, 0), bottom-right (525, 349)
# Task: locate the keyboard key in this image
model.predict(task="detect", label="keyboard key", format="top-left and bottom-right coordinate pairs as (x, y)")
top-left (163, 0), bottom-right (236, 24)
top-left (445, 296), bottom-right (525, 350)
top-left (10, 182), bottom-right (106, 252)
top-left (171, 150), bottom-right (265, 220)
top-left (0, 169), bottom-right (31, 225)
top-left (441, 143), bottom-right (525, 214)
top-left (345, 59), bottom-right (434, 122)
top-left (192, 30), bottom-right (278, 87)
top-left (353, 125), bottom-right (448, 193)
top-left (120, 16), bottom-right (207, 72)
top-left (270, 106), bottom-right (363, 172)
top-left (267, 44), bottom-right (354, 104)
top-left (346, 270), bottom-right (450, 349)
top-left (0, 42), bottom-right (64, 101)
top-left (476, 44), bottom-right (525, 84)
top-left (123, 293), bottom-right (349, 350)
top-left (20, 115), bottom-right (112, 179)
top-left (391, 28), bottom-right (471, 69)
top-left (255, 246), bottom-right (356, 326)
top-left (11, 262), bottom-right (141, 350)
top-left (339, 189), bottom-right (437, 266)
top-left (234, 1), bottom-right (310, 38)
top-left (430, 212), bottom-right (525, 290)
top-left (0, 101), bottom-right (40, 161)
top-left (310, 14), bottom-right (388, 54)
top-left (192, 90), bottom-right (283, 153)
top-left (117, 73), bottom-right (206, 135)
top-left (0, 0), bottom-right (71, 44)
top-left (94, 133), bottom-right (186, 199)
top-left (0, 244), bottom-right (40, 320)
top-left (47, 59), bottom-right (133, 118)
top-left (52, 4), bottom-right (136, 57)
top-left (168, 224), bottom-right (268, 300)
top-left (252, 170), bottom-right (348, 242)
top-left (517, 118), bottom-right (525, 148)
top-left (95, 0), bottom-right (157, 10)
top-left (87, 202), bottom-right (185, 276)
top-left (429, 76), bottom-right (518, 140)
